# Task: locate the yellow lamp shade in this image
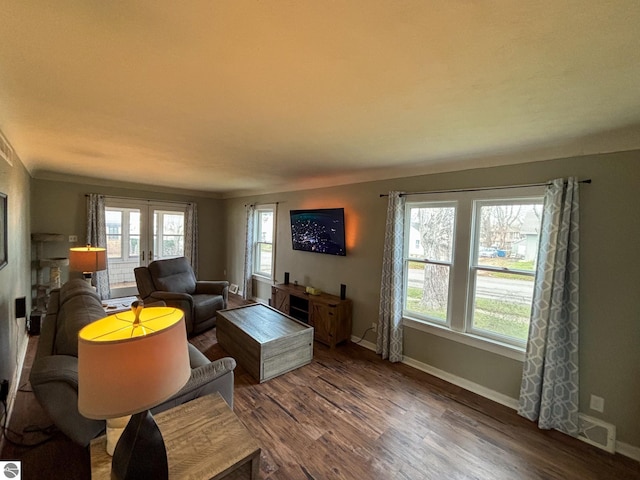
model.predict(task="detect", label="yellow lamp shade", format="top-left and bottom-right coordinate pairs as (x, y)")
top-left (69, 246), bottom-right (107, 273)
top-left (78, 307), bottom-right (190, 419)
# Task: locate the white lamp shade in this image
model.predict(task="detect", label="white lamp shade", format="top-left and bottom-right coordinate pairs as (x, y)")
top-left (78, 307), bottom-right (190, 419)
top-left (69, 246), bottom-right (107, 273)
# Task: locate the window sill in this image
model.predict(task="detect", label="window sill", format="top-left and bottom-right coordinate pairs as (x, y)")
top-left (252, 274), bottom-right (273, 284)
top-left (402, 317), bottom-right (525, 362)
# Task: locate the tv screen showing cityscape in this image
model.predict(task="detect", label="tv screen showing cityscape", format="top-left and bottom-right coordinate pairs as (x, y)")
top-left (290, 208), bottom-right (346, 256)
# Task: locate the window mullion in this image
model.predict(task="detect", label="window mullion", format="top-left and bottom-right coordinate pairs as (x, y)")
top-left (448, 198), bottom-right (471, 332)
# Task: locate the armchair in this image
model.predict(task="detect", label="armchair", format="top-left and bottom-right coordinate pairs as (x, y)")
top-left (134, 257), bottom-right (229, 335)
top-left (29, 279), bottom-right (236, 447)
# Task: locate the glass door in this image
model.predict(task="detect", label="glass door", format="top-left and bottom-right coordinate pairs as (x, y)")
top-left (105, 199), bottom-right (187, 297)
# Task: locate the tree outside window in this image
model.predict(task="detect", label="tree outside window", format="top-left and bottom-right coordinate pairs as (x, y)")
top-left (403, 190), bottom-right (544, 349)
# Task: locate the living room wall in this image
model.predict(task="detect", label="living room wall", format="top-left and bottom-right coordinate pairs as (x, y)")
top-left (223, 152), bottom-right (640, 451)
top-left (0, 150), bottom-right (31, 428)
top-left (30, 176), bottom-right (227, 283)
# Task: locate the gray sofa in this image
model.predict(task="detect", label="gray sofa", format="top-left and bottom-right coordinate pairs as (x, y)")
top-left (134, 256), bottom-right (229, 335)
top-left (29, 279), bottom-right (236, 447)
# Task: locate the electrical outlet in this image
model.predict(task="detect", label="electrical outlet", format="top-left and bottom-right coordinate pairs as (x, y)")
top-left (371, 322), bottom-right (377, 333)
top-left (1, 379), bottom-right (8, 403)
top-left (590, 394), bottom-right (605, 413)
top-left (69, 235), bottom-right (78, 243)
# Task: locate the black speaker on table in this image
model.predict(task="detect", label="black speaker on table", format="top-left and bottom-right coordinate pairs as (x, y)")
top-left (340, 284), bottom-right (346, 300)
top-left (284, 272), bottom-right (290, 285)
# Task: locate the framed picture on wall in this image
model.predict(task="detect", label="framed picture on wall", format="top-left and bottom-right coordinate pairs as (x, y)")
top-left (0, 193), bottom-right (6, 270)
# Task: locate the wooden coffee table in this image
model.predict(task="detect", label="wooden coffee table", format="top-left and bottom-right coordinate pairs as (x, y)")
top-left (216, 303), bottom-right (313, 383)
top-left (90, 393), bottom-right (260, 480)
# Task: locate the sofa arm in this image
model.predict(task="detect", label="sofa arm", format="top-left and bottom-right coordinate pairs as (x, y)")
top-left (153, 357), bottom-right (237, 414)
top-left (30, 355), bottom-right (105, 447)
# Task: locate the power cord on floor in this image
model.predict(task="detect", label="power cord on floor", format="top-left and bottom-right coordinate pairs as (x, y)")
top-left (1, 398), bottom-right (58, 448)
top-left (18, 381), bottom-right (33, 393)
top-left (354, 326), bottom-right (374, 344)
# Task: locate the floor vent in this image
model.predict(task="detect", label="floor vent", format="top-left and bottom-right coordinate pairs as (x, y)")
top-left (0, 130), bottom-right (14, 166)
top-left (578, 413), bottom-right (616, 453)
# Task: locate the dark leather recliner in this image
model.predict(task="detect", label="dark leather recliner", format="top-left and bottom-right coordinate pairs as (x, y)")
top-left (134, 257), bottom-right (229, 335)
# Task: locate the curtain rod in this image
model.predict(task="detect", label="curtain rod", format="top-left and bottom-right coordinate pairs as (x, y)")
top-left (379, 179), bottom-right (591, 197)
top-left (86, 194), bottom-right (193, 206)
top-left (245, 201), bottom-right (280, 207)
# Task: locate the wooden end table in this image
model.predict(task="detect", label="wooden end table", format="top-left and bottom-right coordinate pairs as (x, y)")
top-left (90, 393), bottom-right (260, 480)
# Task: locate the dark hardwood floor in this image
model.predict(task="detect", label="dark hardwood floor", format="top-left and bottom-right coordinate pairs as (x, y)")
top-left (2, 294), bottom-right (639, 479)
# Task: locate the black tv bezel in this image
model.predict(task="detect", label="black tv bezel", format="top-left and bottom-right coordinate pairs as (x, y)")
top-left (289, 207), bottom-right (347, 256)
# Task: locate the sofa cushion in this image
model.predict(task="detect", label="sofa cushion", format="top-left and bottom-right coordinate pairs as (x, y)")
top-left (54, 279), bottom-right (105, 357)
top-left (148, 257), bottom-right (197, 294)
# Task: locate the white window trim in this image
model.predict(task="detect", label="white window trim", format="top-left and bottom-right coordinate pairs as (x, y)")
top-left (466, 197), bottom-right (542, 348)
top-left (402, 186), bottom-right (545, 360)
top-left (252, 204), bottom-right (276, 280)
top-left (403, 200), bottom-right (457, 327)
top-left (105, 198), bottom-right (188, 263)
top-left (403, 317), bottom-right (526, 361)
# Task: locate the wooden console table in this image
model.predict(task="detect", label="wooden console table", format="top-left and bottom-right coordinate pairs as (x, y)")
top-left (271, 283), bottom-right (352, 348)
top-left (90, 393), bottom-right (260, 480)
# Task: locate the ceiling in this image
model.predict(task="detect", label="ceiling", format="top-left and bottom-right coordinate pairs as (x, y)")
top-left (1, 1), bottom-right (639, 197)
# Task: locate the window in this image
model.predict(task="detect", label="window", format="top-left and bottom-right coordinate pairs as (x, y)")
top-left (106, 208), bottom-right (140, 260)
top-left (253, 205), bottom-right (275, 278)
top-left (405, 203), bottom-right (456, 323)
top-left (468, 200), bottom-right (542, 344)
top-left (403, 187), bottom-right (544, 354)
top-left (155, 210), bottom-right (185, 258)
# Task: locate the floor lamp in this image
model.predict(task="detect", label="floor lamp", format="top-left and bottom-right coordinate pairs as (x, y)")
top-left (78, 303), bottom-right (190, 480)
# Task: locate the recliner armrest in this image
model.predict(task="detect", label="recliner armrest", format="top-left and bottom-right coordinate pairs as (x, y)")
top-left (195, 281), bottom-right (229, 296)
top-left (30, 354), bottom-right (79, 390)
top-left (148, 291), bottom-right (194, 308)
top-left (30, 354), bottom-right (105, 447)
top-left (153, 357), bottom-right (237, 413)
top-left (188, 357), bottom-right (237, 389)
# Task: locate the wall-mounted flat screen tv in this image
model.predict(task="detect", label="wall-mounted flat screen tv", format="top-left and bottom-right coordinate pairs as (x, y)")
top-left (290, 208), bottom-right (346, 256)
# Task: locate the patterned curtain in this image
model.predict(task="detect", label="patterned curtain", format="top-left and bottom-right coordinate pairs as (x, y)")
top-left (243, 205), bottom-right (255, 300)
top-left (185, 202), bottom-right (198, 277)
top-left (518, 177), bottom-right (580, 436)
top-left (376, 192), bottom-right (405, 362)
top-left (86, 194), bottom-right (110, 300)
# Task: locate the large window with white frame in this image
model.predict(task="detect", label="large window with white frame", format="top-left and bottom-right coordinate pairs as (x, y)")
top-left (403, 187), bottom-right (544, 353)
top-left (253, 204), bottom-right (276, 279)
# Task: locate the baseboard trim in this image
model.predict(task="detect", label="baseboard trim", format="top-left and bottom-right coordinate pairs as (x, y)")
top-left (353, 337), bottom-right (519, 410)
top-left (402, 354), bottom-right (520, 410)
top-left (616, 441), bottom-right (640, 462)
top-left (0, 332), bottom-right (29, 453)
top-left (351, 336), bottom-right (640, 461)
